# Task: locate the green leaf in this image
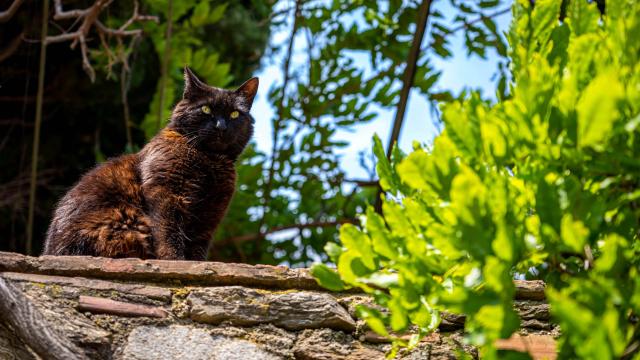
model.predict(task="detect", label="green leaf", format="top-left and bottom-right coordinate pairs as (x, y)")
top-left (568, 0), bottom-right (600, 36)
top-left (324, 242), bottom-right (344, 264)
top-left (310, 263), bottom-right (346, 291)
top-left (577, 72), bottom-right (624, 149)
top-left (442, 100), bottom-right (481, 159)
top-left (560, 214), bottom-right (589, 253)
top-left (373, 134), bottom-right (399, 192)
top-left (356, 305), bottom-right (389, 336)
top-left (340, 224), bottom-right (376, 269)
top-left (388, 297), bottom-right (409, 331)
top-left (365, 207), bottom-right (398, 260)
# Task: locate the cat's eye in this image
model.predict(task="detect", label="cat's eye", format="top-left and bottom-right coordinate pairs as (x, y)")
top-left (230, 111), bottom-right (239, 119)
top-left (201, 105), bottom-right (211, 114)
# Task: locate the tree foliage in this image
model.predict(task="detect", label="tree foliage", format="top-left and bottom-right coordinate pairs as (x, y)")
top-left (314, 0), bottom-right (640, 358)
top-left (0, 0), bottom-right (511, 263)
top-left (0, 0), bottom-right (271, 254)
top-left (214, 0), bottom-right (511, 265)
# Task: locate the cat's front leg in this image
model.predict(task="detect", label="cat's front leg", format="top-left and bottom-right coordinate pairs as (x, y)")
top-left (142, 185), bottom-right (189, 259)
top-left (152, 219), bottom-right (187, 259)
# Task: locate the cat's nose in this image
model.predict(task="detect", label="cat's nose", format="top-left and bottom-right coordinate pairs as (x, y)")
top-left (215, 118), bottom-right (227, 130)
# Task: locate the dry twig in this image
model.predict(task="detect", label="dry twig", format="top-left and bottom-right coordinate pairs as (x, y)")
top-left (46, 0), bottom-right (158, 82)
top-left (0, 31), bottom-right (23, 63)
top-left (0, 0), bottom-right (24, 23)
top-left (77, 296), bottom-right (168, 318)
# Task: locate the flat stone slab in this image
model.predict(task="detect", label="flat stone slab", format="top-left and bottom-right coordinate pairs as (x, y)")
top-left (2, 272), bottom-right (172, 302)
top-left (121, 325), bottom-right (280, 360)
top-left (187, 286), bottom-right (357, 331)
top-left (0, 252), bottom-right (318, 290)
top-left (0, 252), bottom-right (546, 299)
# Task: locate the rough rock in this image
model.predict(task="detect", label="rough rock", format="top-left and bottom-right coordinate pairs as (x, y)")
top-left (209, 324), bottom-right (296, 358)
top-left (398, 332), bottom-right (477, 360)
top-left (3, 272), bottom-right (172, 302)
top-left (514, 280), bottom-right (546, 301)
top-left (0, 321), bottom-right (37, 360)
top-left (120, 325), bottom-right (280, 360)
top-left (293, 329), bottom-right (385, 360)
top-left (188, 286), bottom-right (356, 331)
top-left (0, 253), bottom-right (557, 359)
top-left (515, 301), bottom-right (550, 321)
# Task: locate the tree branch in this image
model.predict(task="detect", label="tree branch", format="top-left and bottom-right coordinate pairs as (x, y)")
top-left (216, 219), bottom-right (356, 247)
top-left (0, 31), bottom-right (23, 63)
top-left (385, 0), bottom-right (433, 158)
top-left (46, 0), bottom-right (158, 82)
top-left (449, 7), bottom-right (510, 34)
top-left (376, 0), bottom-right (433, 212)
top-left (0, 0), bottom-right (25, 23)
top-left (26, 0), bottom-right (50, 256)
top-left (0, 169), bottom-right (58, 208)
top-left (255, 0), bottom-right (303, 255)
top-left (52, 0), bottom-right (90, 20)
top-left (424, 6), bottom-right (511, 52)
top-left (155, 0), bottom-right (173, 132)
top-left (344, 179), bottom-right (378, 187)
top-left (120, 36), bottom-right (140, 151)
top-left (0, 278), bottom-right (84, 359)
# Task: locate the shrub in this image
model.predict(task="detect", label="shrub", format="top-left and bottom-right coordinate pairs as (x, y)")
top-left (313, 1), bottom-right (640, 358)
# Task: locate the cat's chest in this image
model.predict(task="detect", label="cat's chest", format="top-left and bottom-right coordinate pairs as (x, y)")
top-left (176, 160), bottom-right (235, 197)
top-left (139, 140), bottom-right (236, 202)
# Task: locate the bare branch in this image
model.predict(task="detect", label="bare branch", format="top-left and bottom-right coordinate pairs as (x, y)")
top-left (0, 278), bottom-right (84, 359)
top-left (345, 179), bottom-right (378, 187)
top-left (424, 6), bottom-right (511, 52)
top-left (43, 32), bottom-right (79, 44)
top-left (0, 31), bottom-right (23, 62)
top-left (53, 0), bottom-right (90, 20)
top-left (0, 0), bottom-right (25, 23)
top-left (95, 21), bottom-right (143, 37)
top-left (78, 35), bottom-right (95, 82)
top-left (120, 35), bottom-right (140, 151)
top-left (0, 170), bottom-right (59, 208)
top-left (46, 0), bottom-right (158, 82)
top-left (26, 0), bottom-right (50, 255)
top-left (155, 0), bottom-right (173, 131)
top-left (449, 7), bottom-right (510, 34)
top-left (256, 0), bottom-right (303, 256)
top-left (376, 0), bottom-right (433, 213)
top-left (386, 0), bottom-right (433, 158)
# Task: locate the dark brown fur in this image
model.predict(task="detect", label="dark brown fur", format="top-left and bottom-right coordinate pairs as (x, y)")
top-left (43, 68), bottom-right (258, 260)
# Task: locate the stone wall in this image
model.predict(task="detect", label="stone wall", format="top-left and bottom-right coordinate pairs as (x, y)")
top-left (0, 252), bottom-right (557, 359)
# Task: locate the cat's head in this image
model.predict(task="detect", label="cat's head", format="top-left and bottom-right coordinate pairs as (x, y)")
top-left (170, 67), bottom-right (259, 159)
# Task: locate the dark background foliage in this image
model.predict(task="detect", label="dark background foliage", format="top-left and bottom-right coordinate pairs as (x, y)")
top-left (0, 0), bottom-right (272, 256)
top-left (0, 0), bottom-right (511, 266)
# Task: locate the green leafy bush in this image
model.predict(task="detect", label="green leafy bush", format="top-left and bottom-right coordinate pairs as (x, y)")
top-left (313, 0), bottom-right (640, 358)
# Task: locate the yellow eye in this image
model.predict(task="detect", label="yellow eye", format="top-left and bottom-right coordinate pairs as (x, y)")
top-left (201, 105), bottom-right (211, 114)
top-left (230, 111), bottom-right (239, 119)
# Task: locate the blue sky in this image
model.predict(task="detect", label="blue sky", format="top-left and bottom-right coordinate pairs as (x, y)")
top-left (251, 1), bottom-right (512, 179)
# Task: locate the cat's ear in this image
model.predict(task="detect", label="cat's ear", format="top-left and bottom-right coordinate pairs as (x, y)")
top-left (235, 77), bottom-right (259, 109)
top-left (183, 66), bottom-right (207, 99)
